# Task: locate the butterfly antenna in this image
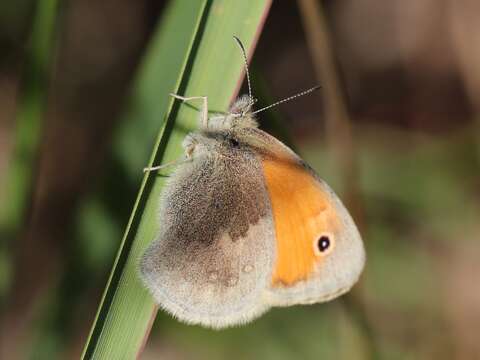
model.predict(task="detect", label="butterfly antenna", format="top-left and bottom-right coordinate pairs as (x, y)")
top-left (233, 36), bottom-right (253, 105)
top-left (252, 85), bottom-right (321, 115)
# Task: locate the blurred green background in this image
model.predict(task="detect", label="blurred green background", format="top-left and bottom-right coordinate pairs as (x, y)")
top-left (1, 0), bottom-right (479, 359)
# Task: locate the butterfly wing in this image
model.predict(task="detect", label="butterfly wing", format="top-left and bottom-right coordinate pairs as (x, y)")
top-left (243, 128), bottom-right (365, 306)
top-left (140, 149), bottom-right (275, 329)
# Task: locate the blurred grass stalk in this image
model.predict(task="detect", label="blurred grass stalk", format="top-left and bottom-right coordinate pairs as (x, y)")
top-left (297, 0), bottom-right (363, 226)
top-left (82, 0), bottom-right (272, 358)
top-left (0, 0), bottom-right (60, 293)
top-left (297, 0), bottom-right (378, 359)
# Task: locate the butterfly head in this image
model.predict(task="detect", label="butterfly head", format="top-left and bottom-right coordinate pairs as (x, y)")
top-left (205, 95), bottom-right (258, 132)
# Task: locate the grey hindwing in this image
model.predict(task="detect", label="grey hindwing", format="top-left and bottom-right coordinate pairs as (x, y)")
top-left (140, 149), bottom-right (275, 328)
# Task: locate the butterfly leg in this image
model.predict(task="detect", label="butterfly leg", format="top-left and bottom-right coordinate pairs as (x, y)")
top-left (143, 134), bottom-right (196, 173)
top-left (143, 157), bottom-right (191, 173)
top-left (170, 93), bottom-right (208, 127)
top-left (144, 94), bottom-right (206, 174)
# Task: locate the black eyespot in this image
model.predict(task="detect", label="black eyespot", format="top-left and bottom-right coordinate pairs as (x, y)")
top-left (317, 236), bottom-right (331, 253)
top-left (229, 137), bottom-right (239, 147)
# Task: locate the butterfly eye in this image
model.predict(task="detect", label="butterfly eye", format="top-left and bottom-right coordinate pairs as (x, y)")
top-left (314, 234), bottom-right (335, 256)
top-left (229, 138), bottom-right (240, 147)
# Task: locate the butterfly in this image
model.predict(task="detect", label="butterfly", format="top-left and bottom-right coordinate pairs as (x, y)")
top-left (140, 37), bottom-right (365, 329)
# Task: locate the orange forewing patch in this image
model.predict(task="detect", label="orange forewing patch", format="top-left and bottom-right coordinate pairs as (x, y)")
top-left (262, 158), bottom-right (339, 287)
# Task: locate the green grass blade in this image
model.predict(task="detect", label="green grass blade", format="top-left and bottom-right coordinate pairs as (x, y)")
top-left (0, 0), bottom-right (60, 294)
top-left (81, 1), bottom-right (208, 357)
top-left (0, 0), bottom-right (59, 230)
top-left (82, 0), bottom-right (272, 358)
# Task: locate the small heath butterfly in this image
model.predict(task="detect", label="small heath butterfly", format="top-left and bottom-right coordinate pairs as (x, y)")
top-left (140, 37), bottom-right (365, 329)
